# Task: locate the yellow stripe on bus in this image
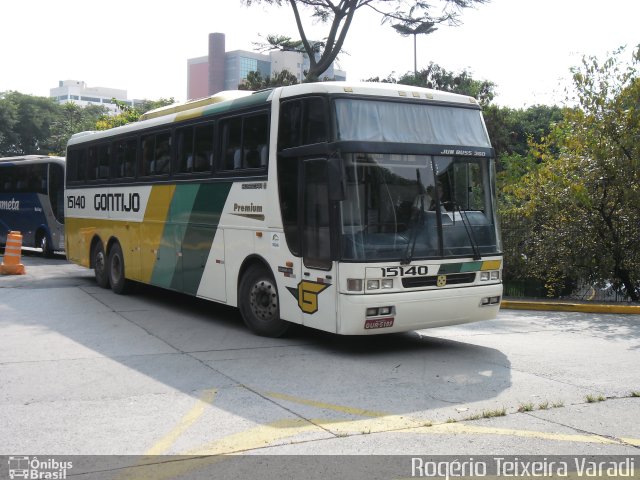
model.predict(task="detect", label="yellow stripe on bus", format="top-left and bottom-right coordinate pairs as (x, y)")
top-left (139, 185), bottom-right (176, 283)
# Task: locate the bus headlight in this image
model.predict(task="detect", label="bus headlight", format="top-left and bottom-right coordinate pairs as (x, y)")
top-left (366, 279), bottom-right (380, 290)
top-left (480, 271), bottom-right (500, 281)
top-left (347, 279), bottom-right (363, 291)
top-left (381, 279), bottom-right (394, 289)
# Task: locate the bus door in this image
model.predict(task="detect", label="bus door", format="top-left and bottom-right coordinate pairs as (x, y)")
top-left (297, 158), bottom-right (340, 333)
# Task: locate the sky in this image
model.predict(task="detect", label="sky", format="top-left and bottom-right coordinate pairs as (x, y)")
top-left (1, 0), bottom-right (638, 108)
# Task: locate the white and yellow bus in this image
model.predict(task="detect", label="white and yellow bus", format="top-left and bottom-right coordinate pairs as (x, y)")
top-left (65, 82), bottom-right (502, 337)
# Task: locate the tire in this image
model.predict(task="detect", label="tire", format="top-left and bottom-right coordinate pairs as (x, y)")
top-left (107, 242), bottom-right (131, 294)
top-left (38, 231), bottom-right (53, 258)
top-left (238, 265), bottom-right (289, 337)
top-left (92, 241), bottom-right (109, 289)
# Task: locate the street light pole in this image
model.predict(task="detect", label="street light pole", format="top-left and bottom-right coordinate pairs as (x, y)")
top-left (413, 33), bottom-right (417, 76)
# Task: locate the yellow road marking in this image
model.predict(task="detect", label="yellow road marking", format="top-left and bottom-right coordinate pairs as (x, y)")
top-left (620, 436), bottom-right (640, 446)
top-left (131, 388), bottom-right (640, 480)
top-left (263, 390), bottom-right (388, 418)
top-left (145, 388), bottom-right (217, 456)
top-left (425, 422), bottom-right (619, 445)
top-left (186, 418), bottom-right (320, 455)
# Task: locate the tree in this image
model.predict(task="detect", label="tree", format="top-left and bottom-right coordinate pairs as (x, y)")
top-left (392, 21), bottom-right (437, 76)
top-left (48, 103), bottom-right (106, 156)
top-left (95, 97), bottom-right (175, 130)
top-left (504, 46), bottom-right (640, 300)
top-left (243, 0), bottom-right (489, 81)
top-left (366, 63), bottom-right (497, 106)
top-left (0, 92), bottom-right (59, 156)
top-left (397, 62), bottom-right (496, 106)
top-left (238, 69), bottom-right (299, 90)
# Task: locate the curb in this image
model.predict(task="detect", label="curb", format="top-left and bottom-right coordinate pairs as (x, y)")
top-left (501, 300), bottom-right (640, 315)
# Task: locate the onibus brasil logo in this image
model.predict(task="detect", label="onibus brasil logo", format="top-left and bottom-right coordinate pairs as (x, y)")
top-left (7, 456), bottom-right (73, 479)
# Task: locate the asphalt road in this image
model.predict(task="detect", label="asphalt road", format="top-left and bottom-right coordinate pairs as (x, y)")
top-left (1, 253), bottom-right (638, 477)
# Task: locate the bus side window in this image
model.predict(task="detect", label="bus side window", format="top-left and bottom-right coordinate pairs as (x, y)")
top-left (67, 148), bottom-right (86, 182)
top-left (1, 169), bottom-right (13, 192)
top-left (194, 123), bottom-right (214, 173)
top-left (279, 100), bottom-right (302, 149)
top-left (243, 114), bottom-right (269, 169)
top-left (278, 97), bottom-right (327, 150)
top-left (97, 144), bottom-right (110, 179)
top-left (141, 135), bottom-right (154, 176)
top-left (220, 117), bottom-right (242, 171)
top-left (176, 126), bottom-right (194, 173)
top-left (87, 146), bottom-right (98, 181)
top-left (304, 97), bottom-right (328, 144)
top-left (114, 138), bottom-right (137, 179)
top-left (154, 132), bottom-right (171, 175)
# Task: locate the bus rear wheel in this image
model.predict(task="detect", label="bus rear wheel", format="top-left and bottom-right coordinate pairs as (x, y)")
top-left (37, 231), bottom-right (53, 258)
top-left (239, 265), bottom-right (289, 337)
top-left (92, 241), bottom-right (109, 289)
top-left (108, 242), bottom-right (132, 294)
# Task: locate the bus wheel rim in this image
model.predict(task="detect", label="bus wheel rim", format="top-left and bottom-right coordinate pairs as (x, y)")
top-left (249, 280), bottom-right (278, 321)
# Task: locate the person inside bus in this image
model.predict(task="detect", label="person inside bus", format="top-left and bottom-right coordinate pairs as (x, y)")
top-left (154, 137), bottom-right (171, 175)
top-left (429, 183), bottom-right (446, 211)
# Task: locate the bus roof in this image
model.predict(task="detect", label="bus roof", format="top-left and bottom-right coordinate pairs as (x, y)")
top-left (274, 81), bottom-right (479, 106)
top-left (67, 82), bottom-right (479, 147)
top-left (139, 90), bottom-right (253, 121)
top-left (0, 155), bottom-right (65, 165)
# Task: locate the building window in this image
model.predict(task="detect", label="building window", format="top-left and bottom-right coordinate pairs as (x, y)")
top-left (239, 57), bottom-right (258, 80)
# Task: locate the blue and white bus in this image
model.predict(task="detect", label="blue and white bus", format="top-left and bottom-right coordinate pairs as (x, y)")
top-left (0, 155), bottom-right (65, 256)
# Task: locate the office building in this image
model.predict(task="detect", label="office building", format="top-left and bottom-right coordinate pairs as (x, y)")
top-left (187, 32), bottom-right (346, 100)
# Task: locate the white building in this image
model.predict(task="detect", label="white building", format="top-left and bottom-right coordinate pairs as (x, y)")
top-left (50, 80), bottom-right (138, 114)
top-left (270, 50), bottom-right (346, 83)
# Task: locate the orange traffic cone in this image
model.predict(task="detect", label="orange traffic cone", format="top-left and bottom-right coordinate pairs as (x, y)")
top-left (1, 231), bottom-right (26, 275)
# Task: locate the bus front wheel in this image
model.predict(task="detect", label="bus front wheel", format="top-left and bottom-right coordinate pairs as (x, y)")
top-left (108, 242), bottom-right (132, 294)
top-left (239, 265), bottom-right (289, 337)
top-left (92, 241), bottom-right (109, 289)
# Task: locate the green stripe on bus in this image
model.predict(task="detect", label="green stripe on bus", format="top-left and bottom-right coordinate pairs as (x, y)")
top-left (438, 261), bottom-right (483, 274)
top-left (151, 184), bottom-right (200, 289)
top-left (179, 182), bottom-right (233, 295)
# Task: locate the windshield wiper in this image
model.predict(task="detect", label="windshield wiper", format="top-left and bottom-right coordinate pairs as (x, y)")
top-left (449, 201), bottom-right (482, 260)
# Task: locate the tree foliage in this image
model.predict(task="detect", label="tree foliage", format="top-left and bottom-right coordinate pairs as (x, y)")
top-left (401, 63), bottom-right (496, 106)
top-left (503, 46), bottom-right (640, 300)
top-left (0, 93), bottom-right (175, 156)
top-left (49, 103), bottom-right (106, 155)
top-left (238, 69), bottom-right (300, 90)
top-left (95, 97), bottom-right (175, 130)
top-left (243, 0), bottom-right (488, 81)
top-left (0, 92), bottom-right (60, 156)
top-left (365, 63), bottom-right (497, 105)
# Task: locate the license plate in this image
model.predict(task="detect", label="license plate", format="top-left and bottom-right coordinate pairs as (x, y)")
top-left (364, 318), bottom-right (394, 329)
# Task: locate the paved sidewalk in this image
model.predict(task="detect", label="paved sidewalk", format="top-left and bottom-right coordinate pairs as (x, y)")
top-left (502, 298), bottom-right (640, 314)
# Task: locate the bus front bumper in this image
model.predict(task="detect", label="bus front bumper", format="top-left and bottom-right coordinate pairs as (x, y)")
top-left (337, 283), bottom-right (503, 335)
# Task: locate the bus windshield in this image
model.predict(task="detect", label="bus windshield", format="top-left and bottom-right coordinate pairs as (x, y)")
top-left (339, 153), bottom-right (501, 261)
top-left (334, 98), bottom-right (491, 147)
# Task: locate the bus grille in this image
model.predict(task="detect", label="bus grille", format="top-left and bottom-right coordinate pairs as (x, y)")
top-left (402, 272), bottom-right (477, 288)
